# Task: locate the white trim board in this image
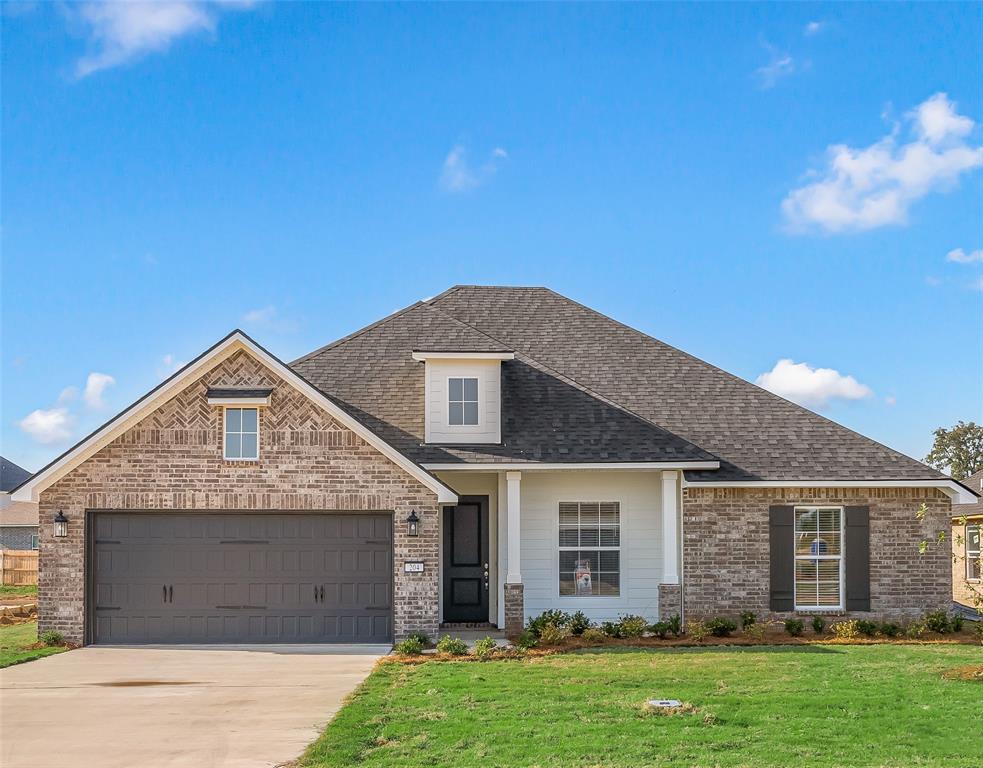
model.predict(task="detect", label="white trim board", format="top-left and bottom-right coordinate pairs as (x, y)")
top-left (412, 351), bottom-right (514, 361)
top-left (682, 479), bottom-right (976, 505)
top-left (12, 331), bottom-right (458, 505)
top-left (426, 461), bottom-right (721, 471)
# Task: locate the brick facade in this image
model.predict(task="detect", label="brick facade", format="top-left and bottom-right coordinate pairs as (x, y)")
top-left (38, 349), bottom-right (439, 644)
top-left (682, 487), bottom-right (952, 621)
top-left (657, 583), bottom-right (681, 621)
top-left (503, 583), bottom-right (524, 638)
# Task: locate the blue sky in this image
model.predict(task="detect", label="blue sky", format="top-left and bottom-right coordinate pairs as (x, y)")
top-left (2, 1), bottom-right (981, 473)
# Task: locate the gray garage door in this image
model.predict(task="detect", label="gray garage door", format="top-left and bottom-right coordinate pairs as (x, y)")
top-left (91, 512), bottom-right (392, 644)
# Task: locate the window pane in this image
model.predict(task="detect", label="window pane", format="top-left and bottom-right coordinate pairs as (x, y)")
top-left (795, 559), bottom-right (818, 605)
top-left (795, 509), bottom-right (817, 533)
top-left (226, 408), bottom-right (241, 432)
top-left (819, 508), bottom-right (841, 533)
top-left (241, 433), bottom-right (258, 459)
top-left (448, 402), bottom-right (464, 425)
top-left (225, 434), bottom-right (242, 458)
top-left (599, 551), bottom-right (620, 571)
top-left (580, 527), bottom-right (599, 546)
top-left (579, 503), bottom-right (600, 525)
top-left (463, 402), bottom-right (479, 425)
top-left (599, 503), bottom-right (619, 525)
top-left (559, 527), bottom-right (579, 547)
top-left (463, 377), bottom-right (478, 402)
top-left (599, 527), bottom-right (620, 547)
top-left (559, 551), bottom-right (580, 571)
top-left (559, 573), bottom-right (576, 596)
top-left (598, 572), bottom-right (620, 596)
top-left (559, 504), bottom-right (579, 526)
top-left (795, 531), bottom-right (818, 555)
top-left (241, 408), bottom-right (258, 432)
top-left (448, 378), bottom-right (463, 401)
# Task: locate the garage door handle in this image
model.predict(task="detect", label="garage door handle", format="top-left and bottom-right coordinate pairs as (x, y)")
top-left (320, 586), bottom-right (325, 602)
top-left (314, 585), bottom-right (319, 603)
top-left (163, 585), bottom-right (167, 603)
top-left (168, 585), bottom-right (173, 603)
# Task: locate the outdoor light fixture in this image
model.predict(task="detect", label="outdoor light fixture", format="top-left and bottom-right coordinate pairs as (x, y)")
top-left (53, 511), bottom-right (69, 538)
top-left (406, 509), bottom-right (420, 537)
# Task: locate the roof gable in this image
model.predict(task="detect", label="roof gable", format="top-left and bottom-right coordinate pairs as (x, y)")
top-left (0, 457), bottom-right (32, 493)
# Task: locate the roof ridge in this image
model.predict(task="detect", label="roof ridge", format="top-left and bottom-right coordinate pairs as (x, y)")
top-left (290, 300), bottom-right (426, 365)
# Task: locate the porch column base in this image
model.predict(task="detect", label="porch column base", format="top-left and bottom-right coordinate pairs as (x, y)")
top-left (504, 583), bottom-right (524, 638)
top-left (658, 583), bottom-right (682, 621)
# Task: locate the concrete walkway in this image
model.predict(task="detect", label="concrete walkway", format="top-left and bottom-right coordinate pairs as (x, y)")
top-left (0, 644), bottom-right (386, 768)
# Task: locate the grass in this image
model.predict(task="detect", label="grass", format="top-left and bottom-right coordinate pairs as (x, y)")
top-left (301, 645), bottom-right (983, 768)
top-left (0, 584), bottom-right (37, 598)
top-left (0, 621), bottom-right (66, 668)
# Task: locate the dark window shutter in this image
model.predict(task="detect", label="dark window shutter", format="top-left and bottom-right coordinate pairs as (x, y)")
top-left (769, 506), bottom-right (795, 611)
top-left (845, 506), bottom-right (871, 611)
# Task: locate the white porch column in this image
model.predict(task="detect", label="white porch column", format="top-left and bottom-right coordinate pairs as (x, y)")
top-left (661, 470), bottom-right (680, 584)
top-left (505, 470), bottom-right (522, 583)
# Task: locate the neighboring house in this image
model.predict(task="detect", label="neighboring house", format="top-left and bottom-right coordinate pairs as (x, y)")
top-left (952, 468), bottom-right (982, 612)
top-left (0, 456), bottom-right (38, 550)
top-left (11, 286), bottom-right (977, 645)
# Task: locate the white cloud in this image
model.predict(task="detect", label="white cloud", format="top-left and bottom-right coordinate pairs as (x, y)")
top-left (755, 42), bottom-right (796, 89)
top-left (18, 408), bottom-right (74, 444)
top-left (946, 247), bottom-right (983, 264)
top-left (72, 1), bottom-right (257, 78)
top-left (782, 93), bottom-right (983, 233)
top-left (83, 372), bottom-right (116, 409)
top-left (804, 21), bottom-right (825, 36)
top-left (58, 386), bottom-right (79, 403)
top-left (885, 395), bottom-right (897, 406)
top-left (439, 145), bottom-right (508, 193)
top-left (242, 305), bottom-right (276, 325)
top-left (756, 359), bottom-right (873, 409)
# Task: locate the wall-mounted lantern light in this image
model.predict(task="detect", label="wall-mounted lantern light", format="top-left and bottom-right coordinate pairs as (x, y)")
top-left (406, 509), bottom-right (420, 537)
top-left (53, 511), bottom-right (69, 538)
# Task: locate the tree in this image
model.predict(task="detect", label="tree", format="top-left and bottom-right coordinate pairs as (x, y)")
top-left (924, 421), bottom-right (983, 480)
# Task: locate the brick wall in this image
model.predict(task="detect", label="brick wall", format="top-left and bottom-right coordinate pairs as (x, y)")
top-left (682, 487), bottom-right (952, 621)
top-left (38, 349), bottom-right (439, 644)
top-left (952, 518), bottom-right (982, 611)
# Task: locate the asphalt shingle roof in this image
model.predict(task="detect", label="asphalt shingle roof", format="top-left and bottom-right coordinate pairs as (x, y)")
top-left (292, 286), bottom-right (950, 483)
top-left (0, 456), bottom-right (32, 493)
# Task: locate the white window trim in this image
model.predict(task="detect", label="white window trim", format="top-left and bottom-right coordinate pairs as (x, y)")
top-left (446, 376), bottom-right (480, 428)
top-left (556, 500), bottom-right (622, 599)
top-left (966, 523), bottom-right (981, 582)
top-left (30, 533), bottom-right (39, 550)
top-left (793, 505), bottom-right (845, 612)
top-left (223, 406), bottom-right (260, 462)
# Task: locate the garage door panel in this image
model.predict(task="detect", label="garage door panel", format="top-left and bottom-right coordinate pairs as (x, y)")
top-left (92, 512), bottom-right (392, 644)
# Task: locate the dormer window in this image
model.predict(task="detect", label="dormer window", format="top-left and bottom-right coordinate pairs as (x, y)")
top-left (224, 407), bottom-right (259, 460)
top-left (448, 377), bottom-right (479, 426)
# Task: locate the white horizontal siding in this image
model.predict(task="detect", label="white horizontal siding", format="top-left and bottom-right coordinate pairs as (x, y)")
top-left (425, 360), bottom-right (501, 444)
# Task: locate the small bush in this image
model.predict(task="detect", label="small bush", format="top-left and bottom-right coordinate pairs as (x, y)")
top-left (600, 621), bottom-right (621, 638)
top-left (538, 623), bottom-right (571, 645)
top-left (686, 620), bottom-right (711, 642)
top-left (666, 614), bottom-right (682, 636)
top-left (527, 610), bottom-right (570, 638)
top-left (784, 619), bottom-right (804, 637)
top-left (472, 636), bottom-right (498, 660)
top-left (648, 621), bottom-right (671, 639)
top-left (740, 611), bottom-right (757, 629)
top-left (513, 630), bottom-right (538, 650)
top-left (743, 622), bottom-right (766, 641)
top-left (856, 620), bottom-right (879, 637)
top-left (951, 614), bottom-right (964, 633)
top-left (905, 621), bottom-right (926, 639)
top-left (404, 631), bottom-right (431, 647)
top-left (581, 626), bottom-right (608, 643)
top-left (832, 620), bottom-right (860, 639)
top-left (707, 617), bottom-right (738, 637)
top-left (923, 610), bottom-right (955, 634)
top-left (393, 636), bottom-right (425, 655)
top-left (811, 616), bottom-right (825, 634)
top-left (617, 615), bottom-right (648, 639)
top-left (972, 622), bottom-right (983, 644)
top-left (39, 630), bottom-right (64, 647)
top-left (435, 635), bottom-right (468, 655)
top-left (568, 611), bottom-right (591, 636)
top-left (879, 622), bottom-right (902, 638)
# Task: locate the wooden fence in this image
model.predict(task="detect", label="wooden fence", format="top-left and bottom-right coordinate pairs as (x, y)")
top-left (0, 549), bottom-right (39, 586)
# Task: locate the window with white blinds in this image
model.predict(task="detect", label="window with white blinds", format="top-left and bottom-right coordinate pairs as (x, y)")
top-left (794, 506), bottom-right (844, 610)
top-left (558, 501), bottom-right (620, 597)
top-left (967, 524), bottom-right (981, 581)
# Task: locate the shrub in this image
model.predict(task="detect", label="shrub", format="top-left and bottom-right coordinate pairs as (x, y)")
top-left (784, 619), bottom-right (804, 637)
top-left (879, 622), bottom-right (902, 638)
top-left (856, 620), bottom-right (879, 637)
top-left (707, 617), bottom-right (738, 637)
top-left (923, 610), bottom-right (955, 634)
top-left (617, 615), bottom-right (648, 639)
top-left (832, 620), bottom-right (860, 639)
top-left (648, 621), bottom-right (671, 639)
top-left (740, 611), bottom-right (757, 629)
top-left (972, 622), bottom-right (983, 644)
top-left (527, 610), bottom-right (570, 638)
top-left (743, 622), bottom-right (766, 641)
top-left (666, 614), bottom-right (682, 636)
top-left (686, 620), bottom-right (711, 642)
top-left (811, 616), bottom-right (825, 634)
top-left (435, 635), bottom-right (468, 655)
top-left (581, 626), bottom-right (608, 643)
top-left (472, 636), bottom-right (498, 660)
top-left (404, 631), bottom-right (431, 647)
top-left (904, 621), bottom-right (926, 640)
top-left (568, 611), bottom-right (591, 636)
top-left (600, 621), bottom-right (621, 638)
top-left (393, 636), bottom-right (425, 655)
top-left (513, 630), bottom-right (537, 650)
top-left (538, 623), bottom-right (571, 645)
top-left (39, 630), bottom-right (64, 647)
top-left (951, 614), bottom-right (964, 633)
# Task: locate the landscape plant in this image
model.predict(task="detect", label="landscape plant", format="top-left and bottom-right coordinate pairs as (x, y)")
top-left (393, 636), bottom-right (425, 655)
top-left (707, 617), bottom-right (738, 637)
top-left (472, 636), bottom-right (498, 660)
top-left (435, 635), bottom-right (468, 655)
top-left (784, 619), bottom-right (804, 637)
top-left (811, 616), bottom-right (825, 634)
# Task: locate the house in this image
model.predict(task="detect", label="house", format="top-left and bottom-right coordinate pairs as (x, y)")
top-left (951, 468), bottom-right (982, 612)
top-left (1, 456), bottom-right (38, 551)
top-left (10, 286), bottom-right (977, 645)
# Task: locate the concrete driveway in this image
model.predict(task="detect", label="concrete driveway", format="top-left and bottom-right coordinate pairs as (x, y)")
top-left (0, 645), bottom-right (386, 768)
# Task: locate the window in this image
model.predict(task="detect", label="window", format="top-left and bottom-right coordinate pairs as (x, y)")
top-left (30, 534), bottom-right (39, 550)
top-left (448, 377), bottom-right (479, 426)
top-left (967, 524), bottom-right (981, 581)
top-left (558, 502), bottom-right (620, 596)
top-left (794, 506), bottom-right (843, 609)
top-left (224, 407), bottom-right (259, 460)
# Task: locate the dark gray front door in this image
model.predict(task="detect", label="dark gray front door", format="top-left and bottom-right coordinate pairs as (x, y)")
top-left (442, 497), bottom-right (489, 623)
top-left (90, 512), bottom-right (392, 644)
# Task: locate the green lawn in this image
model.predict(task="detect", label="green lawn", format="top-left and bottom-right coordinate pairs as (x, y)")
top-left (0, 621), bottom-right (65, 668)
top-left (0, 584), bottom-right (37, 598)
top-left (301, 645), bottom-right (983, 768)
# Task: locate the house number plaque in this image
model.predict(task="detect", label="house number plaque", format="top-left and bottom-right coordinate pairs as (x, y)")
top-left (404, 561), bottom-right (425, 573)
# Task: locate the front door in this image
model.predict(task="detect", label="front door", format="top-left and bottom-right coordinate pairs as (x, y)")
top-left (442, 497), bottom-right (489, 623)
